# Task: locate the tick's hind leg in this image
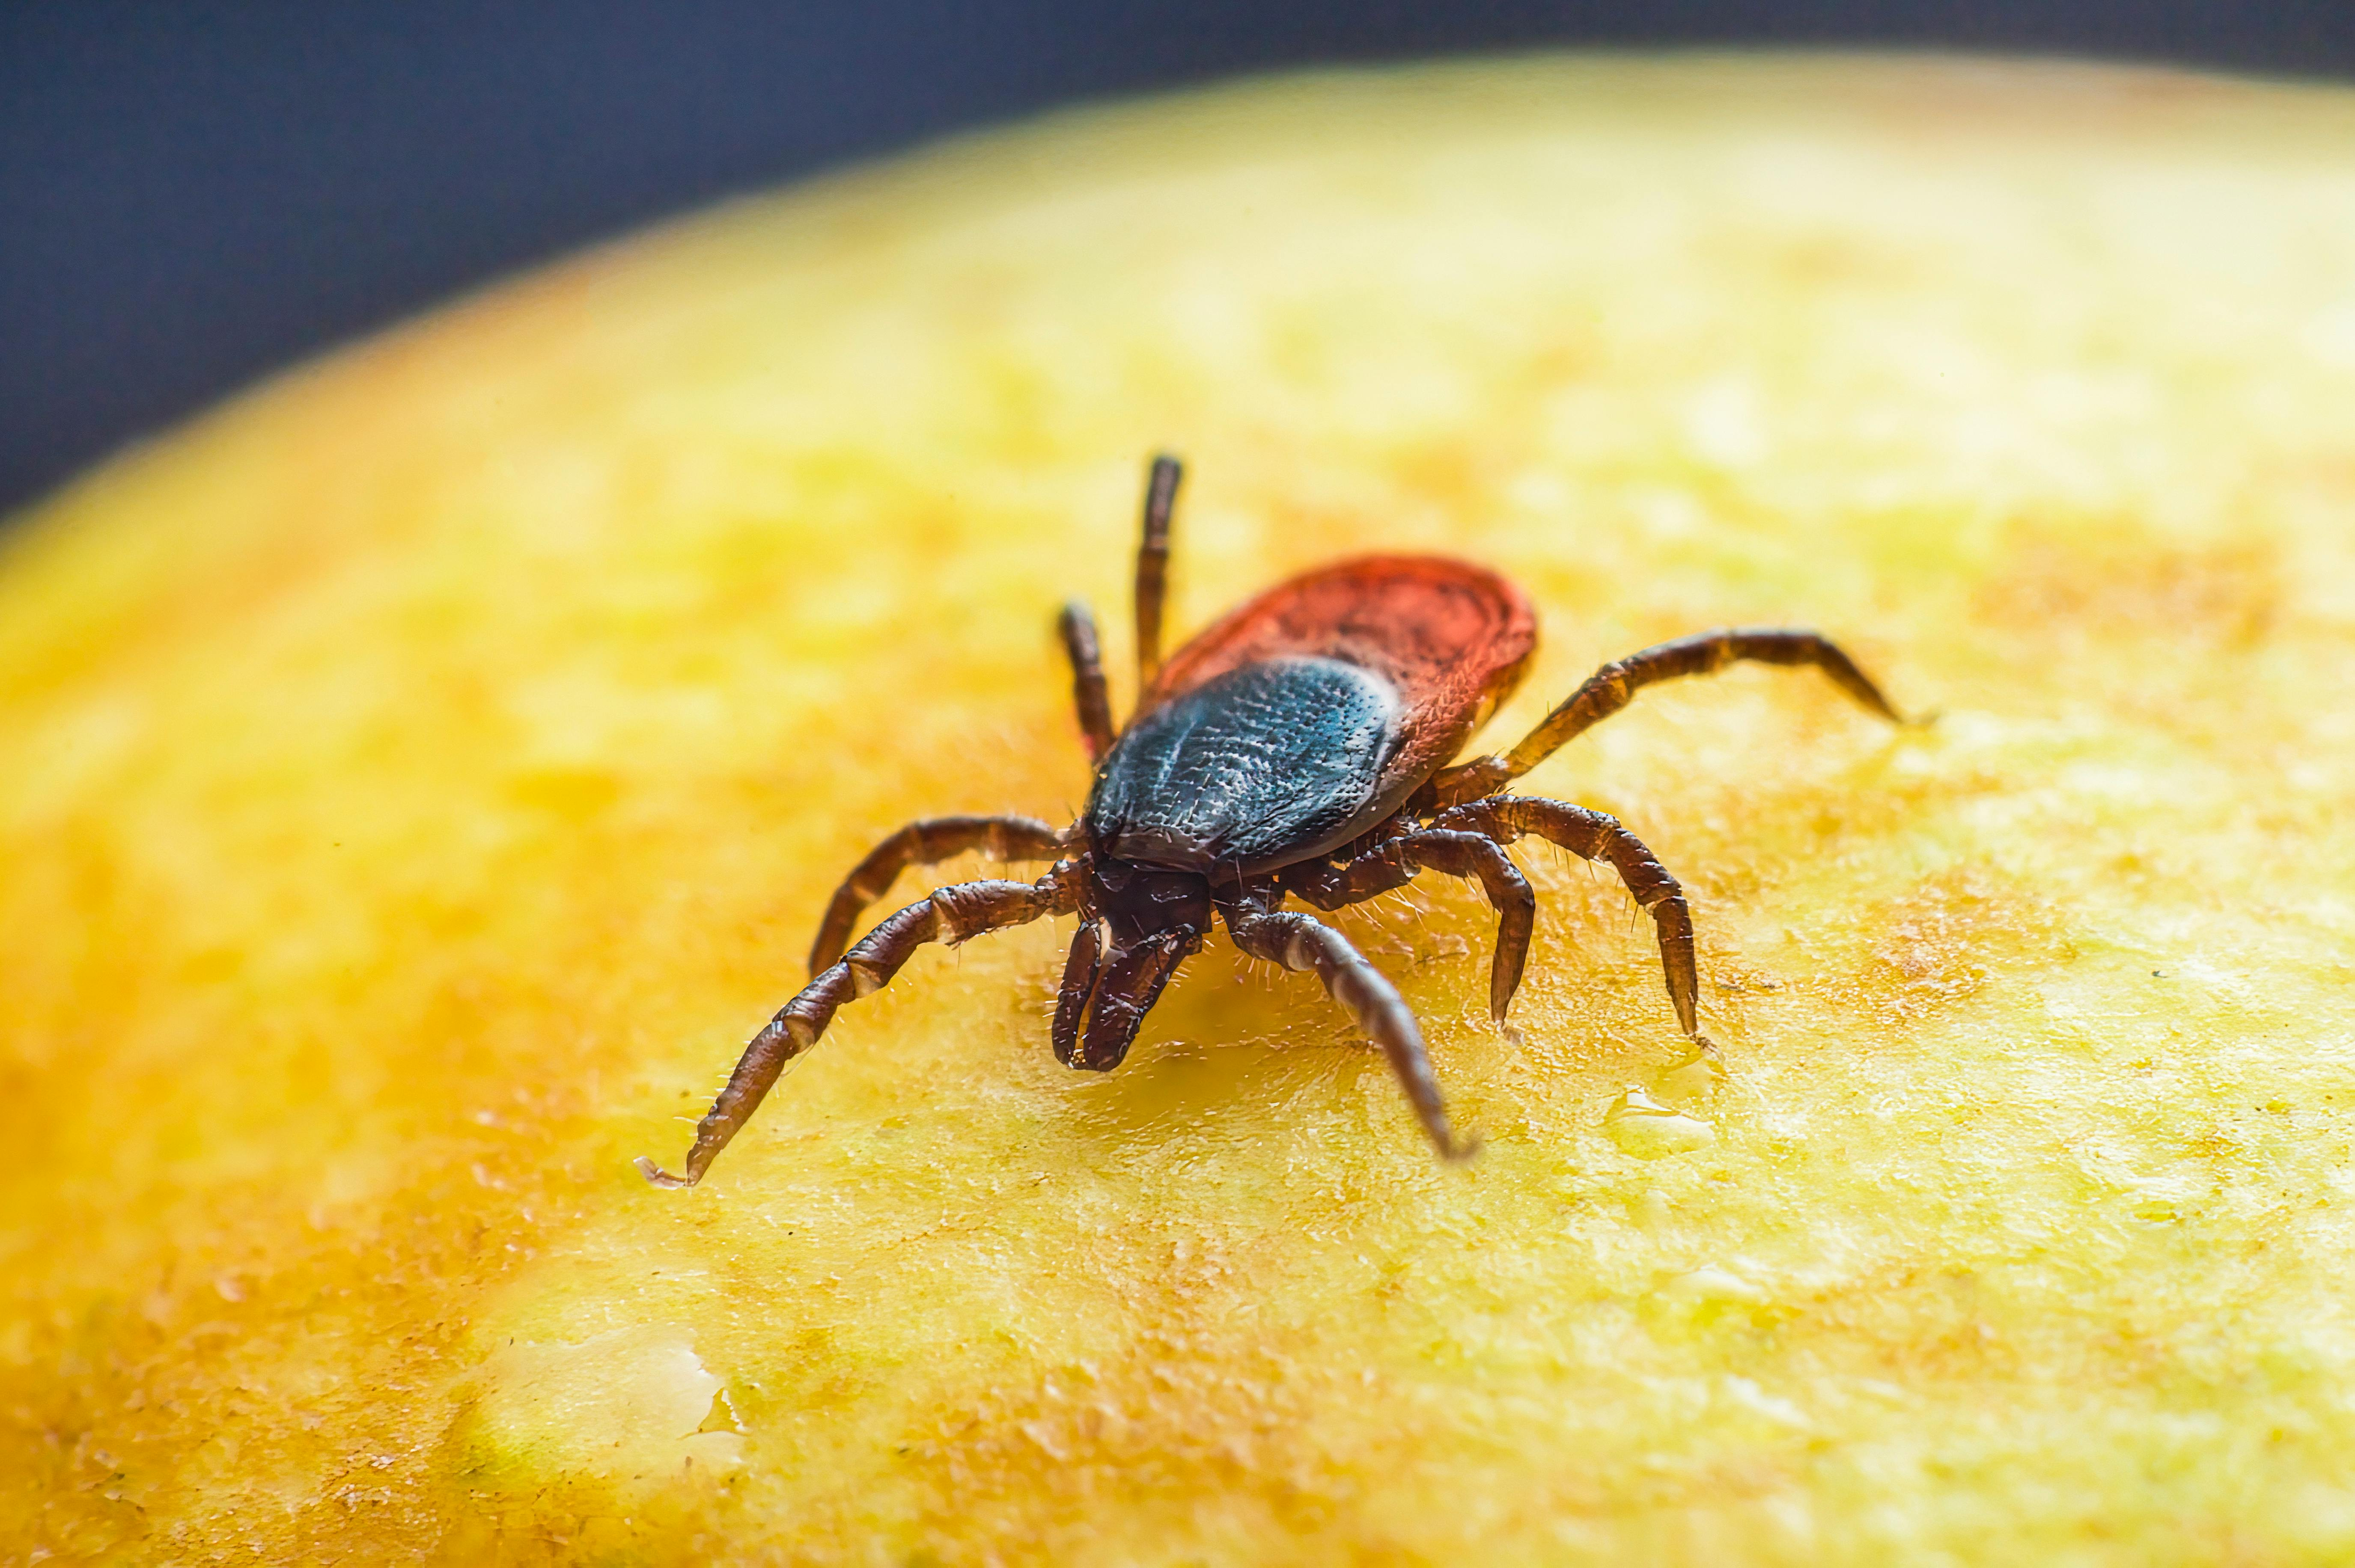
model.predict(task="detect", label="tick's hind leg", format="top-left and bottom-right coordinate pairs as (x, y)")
top-left (1132, 453), bottom-right (1182, 693)
top-left (1433, 797), bottom-right (1704, 1044)
top-left (1221, 891), bottom-right (1475, 1160)
top-left (1056, 602), bottom-right (1116, 763)
top-left (1279, 829), bottom-right (1535, 1027)
top-left (640, 870), bottom-right (1076, 1188)
top-left (1432, 628), bottom-right (1905, 805)
top-left (809, 815), bottom-right (1067, 974)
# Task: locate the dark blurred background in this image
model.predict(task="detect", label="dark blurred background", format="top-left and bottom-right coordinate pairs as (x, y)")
top-left (7, 0), bottom-right (2354, 518)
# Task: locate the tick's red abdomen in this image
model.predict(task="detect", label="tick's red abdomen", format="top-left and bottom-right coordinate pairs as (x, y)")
top-left (1144, 555), bottom-right (1539, 792)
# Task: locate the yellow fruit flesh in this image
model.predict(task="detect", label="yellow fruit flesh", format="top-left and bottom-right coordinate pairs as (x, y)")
top-left (10, 54), bottom-right (2355, 1563)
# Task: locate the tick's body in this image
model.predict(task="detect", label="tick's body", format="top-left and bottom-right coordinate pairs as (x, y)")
top-left (1093, 557), bottom-right (1534, 878)
top-left (640, 458), bottom-right (1903, 1186)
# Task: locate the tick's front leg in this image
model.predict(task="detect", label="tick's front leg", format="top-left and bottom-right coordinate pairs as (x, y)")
top-left (808, 815), bottom-right (1069, 974)
top-left (641, 869), bottom-right (1077, 1188)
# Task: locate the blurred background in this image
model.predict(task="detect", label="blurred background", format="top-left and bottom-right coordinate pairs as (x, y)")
top-left (6, 0), bottom-right (2353, 520)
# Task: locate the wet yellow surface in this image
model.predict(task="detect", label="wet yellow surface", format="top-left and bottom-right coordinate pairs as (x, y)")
top-left (9, 54), bottom-right (2355, 1564)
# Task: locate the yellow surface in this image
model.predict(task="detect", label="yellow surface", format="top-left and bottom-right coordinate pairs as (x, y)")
top-left (9, 53), bottom-right (2355, 1564)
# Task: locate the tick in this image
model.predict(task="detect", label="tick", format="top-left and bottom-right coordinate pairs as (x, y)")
top-left (639, 455), bottom-right (1903, 1185)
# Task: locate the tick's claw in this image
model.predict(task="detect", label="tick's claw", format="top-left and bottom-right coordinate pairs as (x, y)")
top-left (635, 1155), bottom-right (694, 1189)
top-left (1442, 1131), bottom-right (1485, 1163)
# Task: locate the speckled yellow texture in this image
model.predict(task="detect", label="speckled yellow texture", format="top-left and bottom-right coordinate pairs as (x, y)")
top-left (10, 53), bottom-right (2355, 1564)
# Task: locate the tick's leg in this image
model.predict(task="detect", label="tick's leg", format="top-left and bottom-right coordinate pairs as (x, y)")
top-left (1132, 453), bottom-right (1182, 696)
top-left (1281, 829), bottom-right (1535, 1025)
top-left (808, 815), bottom-right (1067, 974)
top-left (1433, 797), bottom-right (1702, 1042)
top-left (1222, 896), bottom-right (1475, 1160)
top-left (1056, 601), bottom-right (1116, 763)
top-left (640, 871), bottom-right (1076, 1188)
top-left (1431, 628), bottom-right (1905, 805)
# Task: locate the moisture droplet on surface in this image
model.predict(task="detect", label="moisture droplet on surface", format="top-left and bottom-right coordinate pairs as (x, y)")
top-left (471, 1323), bottom-right (745, 1488)
top-left (1653, 1046), bottom-right (1725, 1106)
top-left (1662, 1264), bottom-right (1772, 1307)
top-left (1603, 1086), bottom-right (1717, 1158)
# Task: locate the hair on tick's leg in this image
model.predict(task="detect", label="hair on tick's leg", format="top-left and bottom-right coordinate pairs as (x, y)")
top-left (807, 815), bottom-right (1067, 975)
top-left (1280, 829), bottom-right (1535, 1028)
top-left (639, 870), bottom-right (1076, 1189)
top-left (1220, 891), bottom-right (1478, 1161)
top-left (1430, 627), bottom-right (1906, 806)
